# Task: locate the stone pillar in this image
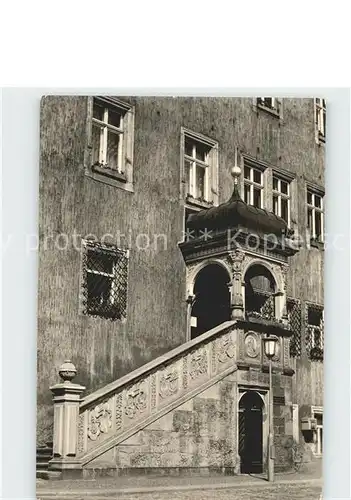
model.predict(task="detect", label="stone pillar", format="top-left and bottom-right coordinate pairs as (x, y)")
top-left (228, 249), bottom-right (245, 319)
top-left (48, 361), bottom-right (85, 472)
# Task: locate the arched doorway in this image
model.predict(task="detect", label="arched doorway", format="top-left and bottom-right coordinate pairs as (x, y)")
top-left (239, 391), bottom-right (264, 473)
top-left (191, 264), bottom-right (231, 339)
top-left (244, 264), bottom-right (276, 320)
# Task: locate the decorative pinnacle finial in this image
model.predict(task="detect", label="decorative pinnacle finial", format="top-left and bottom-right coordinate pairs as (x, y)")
top-left (231, 165), bottom-right (242, 185)
top-left (58, 360), bottom-right (77, 382)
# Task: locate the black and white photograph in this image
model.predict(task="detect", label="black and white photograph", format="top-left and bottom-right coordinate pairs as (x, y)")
top-left (34, 96), bottom-right (325, 500)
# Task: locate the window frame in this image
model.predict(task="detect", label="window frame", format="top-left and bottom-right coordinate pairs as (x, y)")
top-left (256, 97), bottom-right (282, 118)
top-left (311, 406), bottom-right (323, 456)
top-left (180, 127), bottom-right (219, 209)
top-left (306, 186), bottom-right (325, 243)
top-left (305, 302), bottom-right (324, 360)
top-left (314, 98), bottom-right (326, 144)
top-left (287, 297), bottom-right (302, 358)
top-left (80, 239), bottom-right (129, 322)
top-left (92, 102), bottom-right (124, 172)
top-left (272, 173), bottom-right (291, 227)
top-left (85, 96), bottom-right (135, 192)
top-left (243, 160), bottom-right (265, 209)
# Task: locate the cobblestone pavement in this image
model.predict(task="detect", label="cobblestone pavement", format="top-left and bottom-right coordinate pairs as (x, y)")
top-left (38, 480), bottom-right (322, 500)
top-left (116, 484), bottom-right (322, 500)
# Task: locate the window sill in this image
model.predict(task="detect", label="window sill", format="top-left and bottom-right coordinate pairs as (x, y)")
top-left (315, 132), bottom-right (325, 146)
top-left (92, 164), bottom-right (127, 183)
top-left (85, 165), bottom-right (134, 192)
top-left (309, 347), bottom-right (324, 361)
top-left (309, 239), bottom-right (324, 250)
top-left (186, 195), bottom-right (214, 210)
top-left (85, 308), bottom-right (125, 322)
top-left (257, 103), bottom-right (281, 119)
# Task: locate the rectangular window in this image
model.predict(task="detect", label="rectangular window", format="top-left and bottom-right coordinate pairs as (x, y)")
top-left (81, 240), bottom-right (128, 320)
top-left (243, 162), bottom-right (264, 208)
top-left (257, 97), bottom-right (281, 116)
top-left (312, 409), bottom-right (323, 456)
top-left (273, 175), bottom-right (291, 225)
top-left (315, 98), bottom-right (326, 143)
top-left (307, 188), bottom-right (324, 242)
top-left (88, 97), bottom-right (134, 191)
top-left (306, 304), bottom-right (324, 360)
top-left (182, 129), bottom-right (218, 207)
top-left (287, 298), bottom-right (301, 357)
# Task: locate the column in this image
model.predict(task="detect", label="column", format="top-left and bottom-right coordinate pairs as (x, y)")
top-left (228, 250), bottom-right (245, 319)
top-left (48, 361), bottom-right (85, 472)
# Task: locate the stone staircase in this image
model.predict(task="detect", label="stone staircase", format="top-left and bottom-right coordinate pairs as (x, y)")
top-left (46, 317), bottom-right (295, 478)
top-left (36, 443), bottom-right (53, 475)
top-left (36, 443), bottom-right (61, 479)
top-left (49, 320), bottom-right (242, 476)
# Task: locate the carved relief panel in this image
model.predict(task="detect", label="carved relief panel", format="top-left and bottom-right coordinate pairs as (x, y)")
top-left (87, 401), bottom-right (113, 442)
top-left (158, 359), bottom-right (182, 404)
top-left (244, 331), bottom-right (261, 363)
top-left (212, 330), bottom-right (237, 374)
top-left (189, 347), bottom-right (209, 380)
top-left (124, 381), bottom-right (148, 421)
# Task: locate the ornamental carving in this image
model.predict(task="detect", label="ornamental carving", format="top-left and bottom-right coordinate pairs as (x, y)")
top-left (218, 333), bottom-right (236, 363)
top-left (87, 402), bottom-right (112, 441)
top-left (182, 356), bottom-right (188, 389)
top-left (281, 265), bottom-right (289, 292)
top-left (239, 331), bottom-right (245, 359)
top-left (189, 348), bottom-right (208, 379)
top-left (115, 393), bottom-right (123, 431)
top-left (211, 341), bottom-right (217, 372)
top-left (228, 249), bottom-right (245, 277)
top-left (159, 369), bottom-right (179, 399)
top-left (245, 332), bottom-right (260, 358)
top-left (151, 374), bottom-right (157, 409)
top-left (186, 262), bottom-right (201, 296)
top-left (77, 413), bottom-right (85, 453)
top-left (283, 338), bottom-right (290, 367)
top-left (125, 383), bottom-right (147, 419)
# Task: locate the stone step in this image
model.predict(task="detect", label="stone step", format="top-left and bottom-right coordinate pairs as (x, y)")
top-left (36, 445), bottom-right (53, 472)
top-left (37, 470), bottom-right (62, 480)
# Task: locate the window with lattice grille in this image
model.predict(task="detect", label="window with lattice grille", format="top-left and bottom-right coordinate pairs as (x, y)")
top-left (287, 298), bottom-right (302, 357)
top-left (245, 266), bottom-right (275, 321)
top-left (81, 240), bottom-right (128, 320)
top-left (305, 304), bottom-right (324, 361)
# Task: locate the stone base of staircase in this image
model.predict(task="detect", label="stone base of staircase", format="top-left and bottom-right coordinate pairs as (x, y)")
top-left (36, 442), bottom-right (55, 480)
top-left (82, 465), bottom-right (239, 479)
top-left (37, 470), bottom-right (62, 480)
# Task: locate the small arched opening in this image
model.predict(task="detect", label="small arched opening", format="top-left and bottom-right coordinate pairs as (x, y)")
top-left (191, 263), bottom-right (231, 339)
top-left (244, 264), bottom-right (276, 321)
top-left (239, 390), bottom-right (264, 473)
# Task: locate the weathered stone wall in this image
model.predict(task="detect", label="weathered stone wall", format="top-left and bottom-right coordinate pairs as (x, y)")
top-left (38, 97), bottom-right (324, 446)
top-left (82, 368), bottom-right (296, 476)
top-left (115, 381), bottom-right (238, 473)
top-left (272, 374), bottom-right (294, 471)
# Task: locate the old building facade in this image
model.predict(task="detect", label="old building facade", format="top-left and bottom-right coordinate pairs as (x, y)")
top-left (37, 96), bottom-right (325, 475)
